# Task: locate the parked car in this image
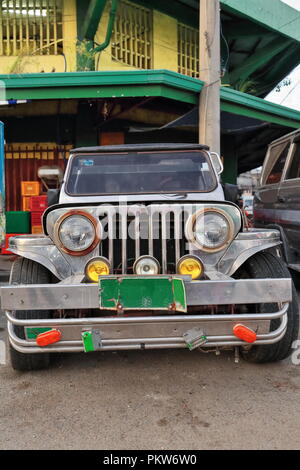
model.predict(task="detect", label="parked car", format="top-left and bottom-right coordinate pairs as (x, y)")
top-left (254, 128), bottom-right (300, 272)
top-left (1, 144), bottom-right (298, 370)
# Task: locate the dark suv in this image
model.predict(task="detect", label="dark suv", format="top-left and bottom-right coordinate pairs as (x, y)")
top-left (254, 129), bottom-right (300, 271)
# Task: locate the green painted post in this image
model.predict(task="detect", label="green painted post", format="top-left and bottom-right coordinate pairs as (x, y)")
top-left (76, 0), bottom-right (95, 71)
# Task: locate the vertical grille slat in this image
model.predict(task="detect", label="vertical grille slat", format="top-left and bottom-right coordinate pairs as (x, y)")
top-left (148, 210), bottom-right (154, 257)
top-left (174, 210), bottom-right (181, 265)
top-left (161, 210), bottom-right (168, 274)
top-left (100, 205), bottom-right (187, 275)
top-left (120, 208), bottom-right (127, 274)
top-left (107, 209), bottom-right (114, 269)
top-left (135, 211), bottom-right (140, 260)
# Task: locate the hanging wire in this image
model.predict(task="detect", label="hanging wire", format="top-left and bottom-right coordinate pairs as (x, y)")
top-left (279, 76), bottom-right (300, 105)
top-left (220, 16), bottom-right (230, 78)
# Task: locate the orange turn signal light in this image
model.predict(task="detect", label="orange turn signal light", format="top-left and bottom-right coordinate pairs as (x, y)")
top-left (36, 329), bottom-right (62, 347)
top-left (233, 324), bottom-right (257, 344)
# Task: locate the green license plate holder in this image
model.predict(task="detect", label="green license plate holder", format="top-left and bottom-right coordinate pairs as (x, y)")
top-left (99, 276), bottom-right (187, 313)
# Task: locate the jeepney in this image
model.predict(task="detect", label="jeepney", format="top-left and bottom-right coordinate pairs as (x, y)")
top-left (1, 144), bottom-right (298, 370)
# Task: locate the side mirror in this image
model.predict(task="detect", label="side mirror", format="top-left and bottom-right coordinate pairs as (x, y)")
top-left (210, 152), bottom-right (224, 175)
top-left (47, 189), bottom-right (60, 206)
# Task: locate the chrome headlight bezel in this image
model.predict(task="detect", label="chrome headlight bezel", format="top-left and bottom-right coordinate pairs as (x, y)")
top-left (54, 210), bottom-right (101, 256)
top-left (186, 208), bottom-right (235, 253)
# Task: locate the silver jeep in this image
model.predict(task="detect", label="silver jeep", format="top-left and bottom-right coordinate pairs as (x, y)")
top-left (2, 144), bottom-right (298, 370)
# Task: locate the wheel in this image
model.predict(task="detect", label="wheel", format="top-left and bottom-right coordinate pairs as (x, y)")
top-left (235, 251), bottom-right (299, 363)
top-left (9, 258), bottom-right (52, 371)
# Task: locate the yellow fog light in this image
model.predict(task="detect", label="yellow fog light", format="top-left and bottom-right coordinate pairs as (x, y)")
top-left (85, 257), bottom-right (111, 282)
top-left (177, 255), bottom-right (204, 280)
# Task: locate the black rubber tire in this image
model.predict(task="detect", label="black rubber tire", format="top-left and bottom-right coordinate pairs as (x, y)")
top-left (9, 258), bottom-right (52, 371)
top-left (236, 251), bottom-right (299, 364)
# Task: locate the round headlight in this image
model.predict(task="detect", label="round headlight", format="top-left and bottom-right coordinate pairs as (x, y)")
top-left (187, 209), bottom-right (234, 252)
top-left (56, 211), bottom-right (101, 256)
top-left (133, 256), bottom-right (160, 275)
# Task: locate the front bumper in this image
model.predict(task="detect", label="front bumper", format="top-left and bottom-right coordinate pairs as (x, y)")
top-left (1, 278), bottom-right (292, 353)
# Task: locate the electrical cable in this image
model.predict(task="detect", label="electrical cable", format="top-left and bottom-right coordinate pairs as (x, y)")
top-left (220, 14), bottom-right (230, 77)
top-left (279, 76), bottom-right (300, 105)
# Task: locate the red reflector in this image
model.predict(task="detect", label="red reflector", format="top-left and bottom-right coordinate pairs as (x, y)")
top-left (233, 324), bottom-right (257, 343)
top-left (36, 329), bottom-right (62, 347)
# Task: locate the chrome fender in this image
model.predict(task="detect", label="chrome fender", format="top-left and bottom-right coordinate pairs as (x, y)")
top-left (8, 235), bottom-right (72, 280)
top-left (218, 229), bottom-right (282, 276)
top-left (8, 229), bottom-right (282, 282)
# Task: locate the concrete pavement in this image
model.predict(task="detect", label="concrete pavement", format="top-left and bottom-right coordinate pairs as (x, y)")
top-left (0, 257), bottom-right (299, 450)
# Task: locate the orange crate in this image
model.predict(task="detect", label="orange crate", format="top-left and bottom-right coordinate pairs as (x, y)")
top-left (31, 225), bottom-right (43, 234)
top-left (22, 196), bottom-right (31, 211)
top-left (21, 181), bottom-right (40, 196)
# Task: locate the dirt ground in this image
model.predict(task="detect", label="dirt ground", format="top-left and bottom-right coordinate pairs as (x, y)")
top-left (0, 258), bottom-right (299, 450)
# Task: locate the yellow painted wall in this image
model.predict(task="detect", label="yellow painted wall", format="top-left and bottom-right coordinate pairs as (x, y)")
top-left (63, 0), bottom-right (77, 72)
top-left (0, 55), bottom-right (66, 74)
top-left (95, 1), bottom-right (178, 72)
top-left (0, 0), bottom-right (77, 74)
top-left (152, 11), bottom-right (177, 71)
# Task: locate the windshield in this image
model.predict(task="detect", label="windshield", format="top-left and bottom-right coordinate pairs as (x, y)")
top-left (66, 151), bottom-right (216, 195)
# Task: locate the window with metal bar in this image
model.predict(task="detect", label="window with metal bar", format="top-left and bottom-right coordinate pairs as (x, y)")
top-left (0, 0), bottom-right (63, 56)
top-left (178, 23), bottom-right (199, 78)
top-left (111, 0), bottom-right (152, 69)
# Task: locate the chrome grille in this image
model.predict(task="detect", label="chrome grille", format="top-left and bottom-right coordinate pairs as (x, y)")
top-left (98, 205), bottom-right (189, 274)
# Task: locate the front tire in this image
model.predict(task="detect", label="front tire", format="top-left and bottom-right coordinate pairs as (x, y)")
top-left (9, 258), bottom-right (52, 371)
top-left (236, 251), bottom-right (299, 363)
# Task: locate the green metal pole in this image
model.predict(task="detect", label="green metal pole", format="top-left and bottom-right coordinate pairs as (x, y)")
top-left (92, 0), bottom-right (119, 54)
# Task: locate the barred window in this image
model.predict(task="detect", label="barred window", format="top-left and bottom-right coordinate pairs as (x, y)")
top-left (178, 23), bottom-right (199, 78)
top-left (0, 0), bottom-right (63, 56)
top-left (111, 0), bottom-right (152, 69)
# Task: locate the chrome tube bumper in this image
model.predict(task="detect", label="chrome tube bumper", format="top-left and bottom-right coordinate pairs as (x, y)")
top-left (1, 278), bottom-right (292, 354)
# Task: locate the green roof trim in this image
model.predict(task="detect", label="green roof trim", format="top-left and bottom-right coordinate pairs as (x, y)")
top-left (1, 70), bottom-right (300, 128)
top-left (0, 70), bottom-right (203, 104)
top-left (126, 0), bottom-right (300, 40)
top-left (220, 87), bottom-right (300, 129)
top-left (221, 0), bottom-right (300, 42)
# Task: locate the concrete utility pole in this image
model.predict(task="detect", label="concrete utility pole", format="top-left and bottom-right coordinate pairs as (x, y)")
top-left (199, 0), bottom-right (221, 155)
